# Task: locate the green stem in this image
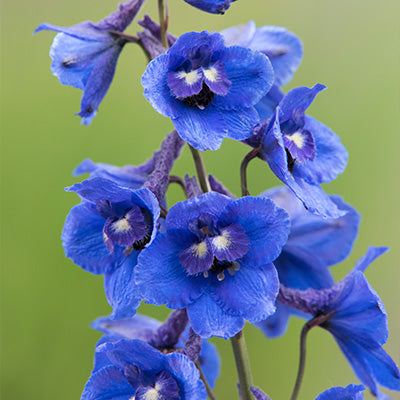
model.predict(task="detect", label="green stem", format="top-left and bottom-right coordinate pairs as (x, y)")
top-left (290, 312), bottom-right (335, 400)
top-left (195, 360), bottom-right (219, 400)
top-left (158, 0), bottom-right (168, 49)
top-left (188, 145), bottom-right (211, 193)
top-left (290, 323), bottom-right (311, 400)
top-left (231, 331), bottom-right (254, 400)
top-left (240, 146), bottom-right (261, 197)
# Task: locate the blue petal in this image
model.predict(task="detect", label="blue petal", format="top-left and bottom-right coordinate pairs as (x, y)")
top-left (274, 246), bottom-right (335, 289)
top-left (77, 43), bottom-right (124, 125)
top-left (66, 177), bottom-right (134, 204)
top-left (135, 235), bottom-right (206, 309)
top-left (213, 46), bottom-right (274, 110)
top-left (218, 196), bottom-right (290, 266)
top-left (34, 22), bottom-right (110, 41)
top-left (328, 272), bottom-right (388, 347)
top-left (62, 203), bottom-right (124, 274)
top-left (265, 188), bottom-right (361, 266)
top-left (315, 384), bottom-right (365, 400)
top-left (352, 246), bottom-right (390, 273)
top-left (279, 84), bottom-right (326, 122)
top-left (104, 255), bottom-right (141, 319)
top-left (186, 293), bottom-right (245, 339)
top-left (49, 32), bottom-right (114, 90)
top-left (183, 0), bottom-right (233, 14)
top-left (166, 192), bottom-right (232, 231)
top-left (73, 159), bottom-right (148, 190)
top-left (99, 339), bottom-right (165, 373)
top-left (294, 116), bottom-right (348, 184)
top-left (92, 314), bottom-right (160, 340)
top-left (254, 85), bottom-right (284, 122)
top-left (81, 365), bottom-right (133, 400)
top-left (255, 302), bottom-right (293, 339)
top-left (165, 353), bottom-right (207, 400)
top-left (248, 25), bottom-right (303, 87)
top-left (221, 21), bottom-right (256, 47)
top-left (262, 112), bottom-right (345, 218)
top-left (211, 262), bottom-right (279, 323)
top-left (142, 54), bottom-right (184, 119)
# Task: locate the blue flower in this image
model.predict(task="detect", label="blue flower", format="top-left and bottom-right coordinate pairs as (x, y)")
top-left (255, 84), bottom-right (348, 218)
top-left (278, 247), bottom-right (400, 399)
top-left (34, 0), bottom-right (144, 125)
top-left (142, 31), bottom-right (274, 151)
top-left (135, 192), bottom-right (290, 338)
top-left (92, 312), bottom-right (221, 388)
top-left (315, 384), bottom-right (365, 400)
top-left (255, 186), bottom-right (360, 338)
top-left (81, 339), bottom-right (207, 400)
top-left (183, 0), bottom-right (236, 14)
top-left (62, 177), bottom-right (160, 318)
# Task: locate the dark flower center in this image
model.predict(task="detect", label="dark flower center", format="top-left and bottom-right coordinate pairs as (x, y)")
top-left (285, 147), bottom-right (295, 173)
top-left (181, 82), bottom-right (215, 109)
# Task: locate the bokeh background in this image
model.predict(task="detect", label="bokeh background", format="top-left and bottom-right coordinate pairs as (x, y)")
top-left (1, 0), bottom-right (399, 399)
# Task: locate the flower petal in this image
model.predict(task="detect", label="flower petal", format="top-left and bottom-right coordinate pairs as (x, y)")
top-left (186, 293), bottom-right (245, 339)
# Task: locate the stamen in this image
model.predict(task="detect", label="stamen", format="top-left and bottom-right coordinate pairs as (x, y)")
top-left (217, 271), bottom-right (225, 281)
top-left (181, 82), bottom-right (215, 109)
top-left (132, 233), bottom-right (152, 251)
top-left (203, 270), bottom-right (209, 278)
top-left (285, 147), bottom-right (295, 173)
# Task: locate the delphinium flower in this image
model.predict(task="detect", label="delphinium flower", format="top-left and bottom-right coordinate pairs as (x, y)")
top-left (221, 21), bottom-right (303, 120)
top-left (135, 192), bottom-right (290, 338)
top-left (92, 310), bottom-right (220, 388)
top-left (142, 31), bottom-right (274, 150)
top-left (62, 131), bottom-right (183, 318)
top-left (315, 384), bottom-right (365, 400)
top-left (183, 0), bottom-right (237, 15)
top-left (246, 84), bottom-right (348, 218)
top-left (255, 186), bottom-right (360, 338)
top-left (82, 338), bottom-right (207, 399)
top-left (278, 247), bottom-right (400, 399)
top-left (34, 0), bottom-right (145, 124)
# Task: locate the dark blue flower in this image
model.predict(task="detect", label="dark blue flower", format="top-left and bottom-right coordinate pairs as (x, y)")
top-left (135, 192), bottom-right (290, 338)
top-left (92, 312), bottom-right (221, 388)
top-left (183, 0), bottom-right (236, 14)
top-left (315, 384), bottom-right (365, 400)
top-left (81, 339), bottom-right (207, 400)
top-left (34, 0), bottom-right (144, 125)
top-left (256, 84), bottom-right (348, 218)
top-left (142, 31), bottom-right (274, 151)
top-left (278, 247), bottom-right (400, 399)
top-left (256, 186), bottom-right (360, 338)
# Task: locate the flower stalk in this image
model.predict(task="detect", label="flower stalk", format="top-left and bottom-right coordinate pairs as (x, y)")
top-left (189, 145), bottom-right (211, 193)
top-left (158, 0), bottom-right (169, 49)
top-left (231, 330), bottom-right (254, 400)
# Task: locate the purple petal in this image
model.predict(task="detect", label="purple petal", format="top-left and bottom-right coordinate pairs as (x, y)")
top-left (211, 223), bottom-right (249, 261)
top-left (179, 240), bottom-right (214, 275)
top-left (202, 60), bottom-right (231, 96)
top-left (167, 68), bottom-right (204, 98)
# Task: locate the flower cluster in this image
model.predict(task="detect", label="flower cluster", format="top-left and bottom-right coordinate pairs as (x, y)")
top-left (37, 0), bottom-right (399, 399)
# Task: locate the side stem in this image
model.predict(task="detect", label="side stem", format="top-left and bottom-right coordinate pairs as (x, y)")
top-left (240, 146), bottom-right (261, 197)
top-left (158, 0), bottom-right (168, 48)
top-left (195, 361), bottom-right (219, 400)
top-left (188, 145), bottom-right (211, 193)
top-left (231, 331), bottom-right (254, 400)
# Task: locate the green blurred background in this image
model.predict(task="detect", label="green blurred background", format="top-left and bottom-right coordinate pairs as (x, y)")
top-left (1, 0), bottom-right (399, 399)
